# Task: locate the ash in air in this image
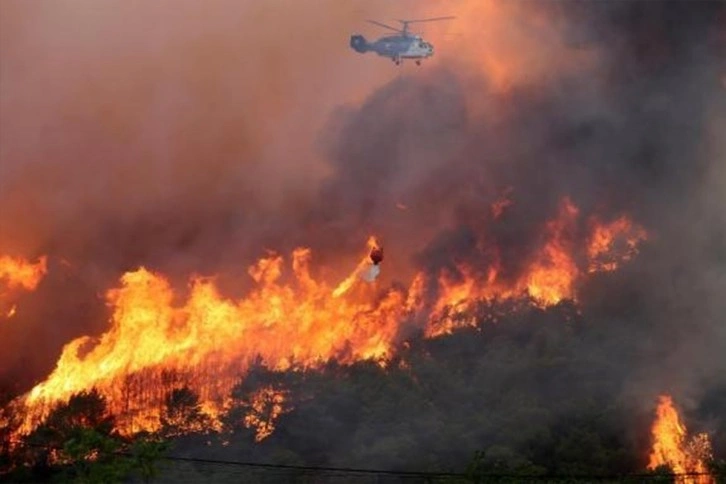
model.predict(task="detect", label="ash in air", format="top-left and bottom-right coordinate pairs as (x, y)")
top-left (0, 0), bottom-right (725, 478)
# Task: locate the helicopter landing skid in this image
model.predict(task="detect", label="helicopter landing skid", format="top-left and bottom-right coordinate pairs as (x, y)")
top-left (391, 58), bottom-right (422, 66)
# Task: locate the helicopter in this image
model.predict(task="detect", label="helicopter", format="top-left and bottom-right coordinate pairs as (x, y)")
top-left (350, 16), bottom-right (455, 66)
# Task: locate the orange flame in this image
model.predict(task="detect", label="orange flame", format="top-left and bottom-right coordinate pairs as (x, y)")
top-left (524, 198), bottom-right (579, 305)
top-left (15, 241), bottom-right (404, 436)
top-left (0, 255), bottom-right (47, 291)
top-left (648, 395), bottom-right (714, 484)
top-left (0, 255), bottom-right (47, 319)
top-left (588, 216), bottom-right (648, 273)
top-left (7, 198), bottom-right (649, 440)
top-left (425, 198), bottom-right (641, 337)
top-left (242, 386), bottom-right (289, 442)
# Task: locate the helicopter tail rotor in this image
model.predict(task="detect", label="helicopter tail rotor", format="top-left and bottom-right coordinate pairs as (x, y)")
top-left (350, 35), bottom-right (370, 53)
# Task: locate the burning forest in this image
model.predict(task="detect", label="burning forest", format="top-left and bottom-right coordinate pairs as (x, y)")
top-left (1, 0), bottom-right (725, 482)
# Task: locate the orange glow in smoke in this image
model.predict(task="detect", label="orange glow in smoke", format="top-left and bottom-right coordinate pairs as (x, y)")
top-left (6, 197), bottom-right (647, 441)
top-left (0, 255), bottom-right (47, 292)
top-left (419, 0), bottom-right (599, 93)
top-left (0, 255), bottom-right (47, 319)
top-left (425, 198), bottom-right (646, 337)
top-left (588, 216), bottom-right (648, 273)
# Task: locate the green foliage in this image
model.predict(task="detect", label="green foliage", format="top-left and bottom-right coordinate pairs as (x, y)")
top-left (61, 427), bottom-right (131, 483)
top-left (20, 388), bottom-right (118, 479)
top-left (129, 432), bottom-right (170, 483)
top-left (122, 302), bottom-right (674, 481)
top-left (5, 301), bottom-right (724, 481)
top-left (4, 388), bottom-right (169, 483)
top-left (177, 302), bottom-right (670, 480)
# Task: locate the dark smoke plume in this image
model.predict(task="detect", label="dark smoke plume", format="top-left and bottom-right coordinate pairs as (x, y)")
top-left (304, 0), bottom-right (726, 462)
top-left (0, 0), bottom-right (400, 388)
top-left (1, 0), bottom-right (725, 471)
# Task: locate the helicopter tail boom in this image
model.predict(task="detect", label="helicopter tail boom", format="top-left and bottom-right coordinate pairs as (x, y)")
top-left (350, 34), bottom-right (370, 53)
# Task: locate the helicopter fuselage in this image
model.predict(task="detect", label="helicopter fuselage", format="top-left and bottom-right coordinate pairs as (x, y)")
top-left (350, 34), bottom-right (433, 64)
top-left (371, 35), bottom-right (433, 59)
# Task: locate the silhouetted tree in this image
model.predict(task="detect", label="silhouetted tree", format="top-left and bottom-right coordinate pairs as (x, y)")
top-left (160, 387), bottom-right (210, 436)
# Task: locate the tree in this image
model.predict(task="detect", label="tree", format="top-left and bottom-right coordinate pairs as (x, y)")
top-left (61, 427), bottom-right (131, 484)
top-left (14, 389), bottom-right (168, 483)
top-left (22, 389), bottom-right (116, 476)
top-left (465, 447), bottom-right (546, 483)
top-left (160, 387), bottom-right (210, 436)
top-left (641, 464), bottom-right (676, 483)
top-left (129, 432), bottom-right (170, 484)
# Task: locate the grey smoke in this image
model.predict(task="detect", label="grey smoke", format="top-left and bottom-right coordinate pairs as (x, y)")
top-left (1, 0), bottom-right (725, 464)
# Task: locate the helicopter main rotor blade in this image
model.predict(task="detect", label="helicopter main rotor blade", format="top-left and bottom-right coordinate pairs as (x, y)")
top-left (396, 16), bottom-right (456, 25)
top-left (366, 19), bottom-right (402, 33)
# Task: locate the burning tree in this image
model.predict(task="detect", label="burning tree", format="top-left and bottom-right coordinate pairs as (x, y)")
top-left (648, 395), bottom-right (715, 484)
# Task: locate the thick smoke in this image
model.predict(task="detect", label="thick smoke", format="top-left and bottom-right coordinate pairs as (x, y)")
top-left (1, 0), bottom-right (725, 468)
top-left (0, 0), bottom-right (410, 271)
top-left (308, 0), bottom-right (726, 459)
top-left (0, 0), bottom-right (403, 389)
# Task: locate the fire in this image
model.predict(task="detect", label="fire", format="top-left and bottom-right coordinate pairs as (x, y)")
top-left (524, 198), bottom-right (580, 305)
top-left (6, 197), bottom-right (648, 441)
top-left (15, 241), bottom-right (404, 436)
top-left (242, 386), bottom-right (289, 442)
top-left (0, 255), bottom-right (47, 291)
top-left (0, 255), bottom-right (47, 319)
top-left (588, 216), bottom-right (648, 273)
top-left (425, 198), bottom-right (644, 337)
top-left (648, 395), bottom-right (714, 484)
